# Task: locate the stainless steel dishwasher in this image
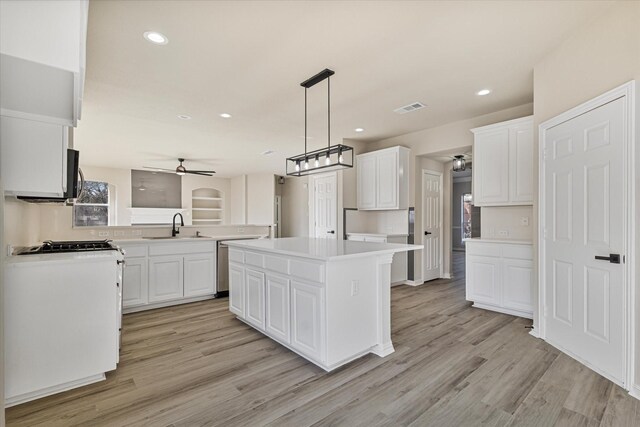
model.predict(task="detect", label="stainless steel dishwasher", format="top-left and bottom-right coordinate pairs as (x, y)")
top-left (216, 242), bottom-right (229, 297)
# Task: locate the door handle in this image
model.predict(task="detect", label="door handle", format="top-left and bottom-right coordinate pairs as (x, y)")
top-left (424, 231), bottom-right (432, 235)
top-left (595, 254), bottom-right (621, 264)
top-left (327, 230), bottom-right (335, 234)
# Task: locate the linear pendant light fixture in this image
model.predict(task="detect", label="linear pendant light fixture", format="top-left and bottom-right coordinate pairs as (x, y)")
top-left (286, 68), bottom-right (353, 176)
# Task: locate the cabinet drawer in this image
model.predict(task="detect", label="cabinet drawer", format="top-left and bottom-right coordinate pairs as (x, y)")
top-left (265, 255), bottom-right (290, 275)
top-left (502, 244), bottom-right (533, 260)
top-left (120, 245), bottom-right (147, 258)
top-left (245, 251), bottom-right (265, 268)
top-left (148, 241), bottom-right (215, 256)
top-left (290, 259), bottom-right (325, 283)
top-left (465, 242), bottom-right (501, 258)
top-left (229, 249), bottom-right (244, 263)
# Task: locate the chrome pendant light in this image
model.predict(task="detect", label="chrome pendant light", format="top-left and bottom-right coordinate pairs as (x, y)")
top-left (452, 155), bottom-right (466, 172)
top-left (286, 69), bottom-right (353, 176)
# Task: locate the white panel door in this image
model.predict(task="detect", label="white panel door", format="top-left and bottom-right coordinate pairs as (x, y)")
top-left (313, 173), bottom-right (337, 239)
top-left (467, 255), bottom-right (501, 305)
top-left (265, 274), bottom-right (290, 344)
top-left (245, 268), bottom-right (265, 330)
top-left (183, 253), bottom-right (215, 297)
top-left (502, 258), bottom-right (533, 313)
top-left (509, 123), bottom-right (534, 203)
top-left (475, 129), bottom-right (509, 205)
top-left (148, 256), bottom-right (183, 303)
top-left (290, 280), bottom-right (323, 361)
top-left (376, 150), bottom-right (398, 209)
top-left (544, 96), bottom-right (625, 384)
top-left (229, 263), bottom-right (245, 317)
top-left (357, 154), bottom-right (377, 209)
top-left (122, 257), bottom-right (148, 308)
top-left (422, 171), bottom-right (442, 282)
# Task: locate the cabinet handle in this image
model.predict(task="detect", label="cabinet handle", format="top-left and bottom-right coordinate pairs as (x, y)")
top-left (327, 230), bottom-right (335, 234)
top-left (424, 231), bottom-right (432, 235)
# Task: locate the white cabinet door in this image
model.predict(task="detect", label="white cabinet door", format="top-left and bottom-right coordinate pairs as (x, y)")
top-left (346, 234), bottom-right (367, 242)
top-left (183, 253), bottom-right (215, 297)
top-left (474, 129), bottom-right (510, 205)
top-left (466, 255), bottom-right (501, 305)
top-left (265, 274), bottom-right (290, 344)
top-left (376, 150), bottom-right (398, 209)
top-left (508, 123), bottom-right (534, 204)
top-left (245, 268), bottom-right (266, 330)
top-left (290, 280), bottom-right (324, 361)
top-left (0, 115), bottom-right (68, 197)
top-left (122, 257), bottom-right (148, 308)
top-left (357, 154), bottom-right (377, 210)
top-left (502, 259), bottom-right (533, 313)
top-left (229, 263), bottom-right (245, 317)
top-left (148, 256), bottom-right (183, 303)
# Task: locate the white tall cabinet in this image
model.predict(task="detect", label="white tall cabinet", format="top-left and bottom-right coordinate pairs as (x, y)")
top-left (471, 116), bottom-right (533, 206)
top-left (357, 146), bottom-right (410, 210)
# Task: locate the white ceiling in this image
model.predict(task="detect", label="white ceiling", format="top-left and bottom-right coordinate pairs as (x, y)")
top-left (76, 0), bottom-right (613, 177)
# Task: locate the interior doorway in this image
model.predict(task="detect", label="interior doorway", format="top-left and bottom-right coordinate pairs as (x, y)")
top-left (309, 172), bottom-right (338, 239)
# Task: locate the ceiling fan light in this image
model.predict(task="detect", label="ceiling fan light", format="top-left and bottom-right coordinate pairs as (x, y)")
top-left (176, 165), bottom-right (187, 176)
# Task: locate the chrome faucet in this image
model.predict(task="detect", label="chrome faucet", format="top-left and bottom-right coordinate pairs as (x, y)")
top-left (172, 213), bottom-right (184, 237)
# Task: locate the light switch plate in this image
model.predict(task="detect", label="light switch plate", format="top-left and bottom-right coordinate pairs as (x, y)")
top-left (521, 217), bottom-right (529, 226)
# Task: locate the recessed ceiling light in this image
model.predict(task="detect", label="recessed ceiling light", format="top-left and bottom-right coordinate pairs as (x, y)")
top-left (262, 150), bottom-right (276, 156)
top-left (143, 31), bottom-right (168, 45)
top-left (476, 89), bottom-right (491, 96)
top-left (177, 115), bottom-right (191, 120)
top-left (219, 113), bottom-right (232, 118)
top-left (355, 128), bottom-right (364, 133)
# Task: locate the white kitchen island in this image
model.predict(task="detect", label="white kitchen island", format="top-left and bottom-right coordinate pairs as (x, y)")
top-left (224, 237), bottom-right (422, 371)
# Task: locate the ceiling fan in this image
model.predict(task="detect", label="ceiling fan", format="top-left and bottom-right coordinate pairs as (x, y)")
top-left (143, 158), bottom-right (216, 176)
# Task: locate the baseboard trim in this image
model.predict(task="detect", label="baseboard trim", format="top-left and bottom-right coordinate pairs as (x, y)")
top-left (629, 384), bottom-right (640, 400)
top-left (123, 294), bottom-right (215, 314)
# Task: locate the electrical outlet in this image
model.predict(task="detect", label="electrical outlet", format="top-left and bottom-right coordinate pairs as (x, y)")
top-left (114, 230), bottom-right (124, 237)
top-left (237, 228), bottom-right (245, 233)
top-left (98, 231), bottom-right (109, 237)
top-left (521, 217), bottom-right (529, 226)
top-left (351, 280), bottom-right (360, 296)
top-left (498, 230), bottom-right (509, 237)
top-left (133, 230), bottom-right (142, 236)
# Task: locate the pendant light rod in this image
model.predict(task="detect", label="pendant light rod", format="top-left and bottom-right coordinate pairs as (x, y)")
top-left (304, 87), bottom-right (307, 156)
top-left (300, 68), bottom-right (335, 88)
top-left (327, 76), bottom-right (330, 149)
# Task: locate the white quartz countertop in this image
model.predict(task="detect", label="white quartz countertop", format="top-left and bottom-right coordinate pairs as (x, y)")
top-left (6, 250), bottom-right (122, 265)
top-left (223, 237), bottom-right (422, 261)
top-left (463, 237), bottom-right (532, 245)
top-left (115, 234), bottom-right (267, 244)
top-left (346, 233), bottom-right (409, 238)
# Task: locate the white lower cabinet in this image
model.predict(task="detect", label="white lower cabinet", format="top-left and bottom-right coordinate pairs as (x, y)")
top-left (184, 253), bottom-right (215, 297)
top-left (119, 240), bottom-right (216, 312)
top-left (245, 269), bottom-right (266, 330)
top-left (265, 274), bottom-right (290, 344)
top-left (465, 240), bottom-right (533, 318)
top-left (229, 263), bottom-right (245, 317)
top-left (290, 280), bottom-right (324, 361)
top-left (149, 256), bottom-right (184, 303)
top-left (122, 257), bottom-right (148, 307)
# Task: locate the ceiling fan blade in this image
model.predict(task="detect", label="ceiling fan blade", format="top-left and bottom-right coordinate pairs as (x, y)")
top-left (187, 170), bottom-right (216, 174)
top-left (143, 166), bottom-right (176, 173)
top-left (187, 171), bottom-right (215, 176)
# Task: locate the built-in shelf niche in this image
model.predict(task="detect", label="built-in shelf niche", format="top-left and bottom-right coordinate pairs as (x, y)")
top-left (191, 188), bottom-right (224, 225)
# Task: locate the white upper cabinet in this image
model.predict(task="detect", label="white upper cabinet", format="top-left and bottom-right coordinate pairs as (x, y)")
top-left (471, 116), bottom-right (533, 206)
top-left (357, 146), bottom-right (410, 210)
top-left (0, 115), bottom-right (70, 197)
top-left (0, 0), bottom-right (88, 126)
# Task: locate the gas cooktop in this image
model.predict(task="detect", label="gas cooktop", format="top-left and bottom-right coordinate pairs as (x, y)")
top-left (16, 240), bottom-right (119, 255)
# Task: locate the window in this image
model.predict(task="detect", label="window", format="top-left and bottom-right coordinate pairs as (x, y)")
top-left (74, 181), bottom-right (110, 227)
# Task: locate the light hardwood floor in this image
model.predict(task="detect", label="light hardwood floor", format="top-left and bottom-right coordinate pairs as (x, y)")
top-left (7, 252), bottom-right (640, 426)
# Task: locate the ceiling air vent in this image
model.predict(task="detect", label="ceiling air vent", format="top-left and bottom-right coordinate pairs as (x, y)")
top-left (393, 101), bottom-right (427, 114)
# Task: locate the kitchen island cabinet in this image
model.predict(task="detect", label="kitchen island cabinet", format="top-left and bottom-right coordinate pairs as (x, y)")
top-left (225, 237), bottom-right (421, 371)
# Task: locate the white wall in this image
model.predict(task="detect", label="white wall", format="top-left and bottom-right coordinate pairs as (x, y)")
top-left (281, 176), bottom-right (309, 237)
top-left (246, 173), bottom-right (275, 225)
top-left (229, 175), bottom-right (246, 224)
top-left (531, 1), bottom-right (640, 387)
